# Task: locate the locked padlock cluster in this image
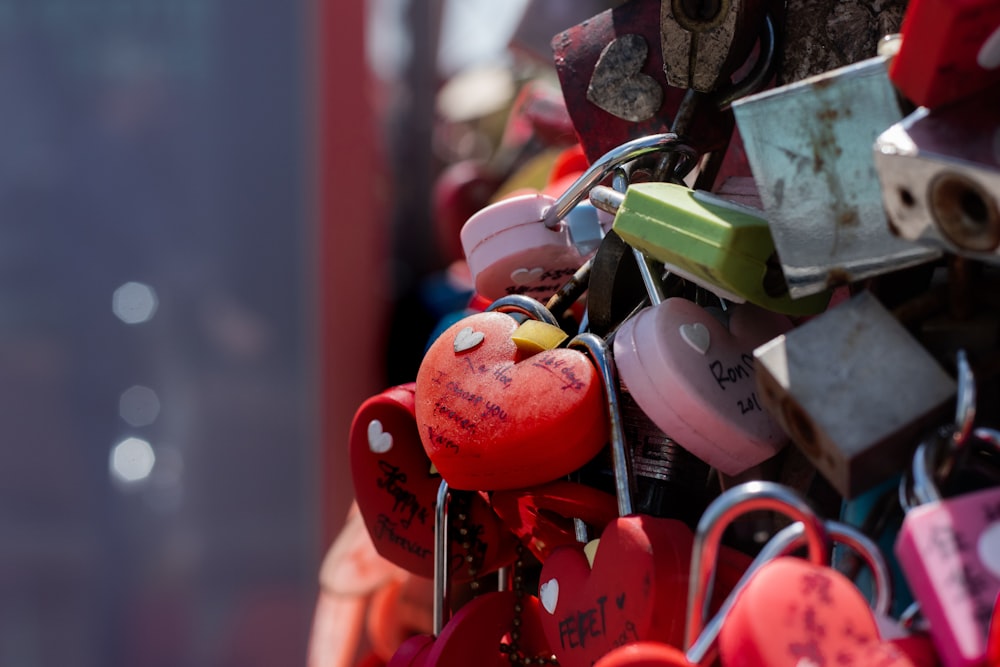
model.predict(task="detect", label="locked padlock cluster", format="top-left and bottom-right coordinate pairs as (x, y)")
top-left (333, 1), bottom-right (1000, 665)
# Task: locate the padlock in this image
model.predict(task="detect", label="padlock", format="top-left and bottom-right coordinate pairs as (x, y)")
top-left (550, 0), bottom-right (733, 164)
top-left (592, 182), bottom-right (831, 315)
top-left (613, 292), bottom-right (794, 476)
top-left (754, 291), bottom-right (958, 499)
top-left (414, 296), bottom-right (609, 491)
top-left (875, 83), bottom-right (1000, 261)
top-left (348, 384), bottom-right (517, 581)
top-left (461, 133), bottom-right (695, 302)
top-left (889, 0), bottom-right (1000, 109)
top-left (895, 427), bottom-right (1000, 667)
top-left (731, 55), bottom-right (942, 299)
top-left (537, 334), bottom-right (752, 666)
top-left (687, 481), bottom-right (922, 667)
top-left (659, 0), bottom-right (767, 92)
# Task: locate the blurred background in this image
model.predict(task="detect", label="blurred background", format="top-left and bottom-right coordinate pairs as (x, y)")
top-left (0, 0), bottom-right (607, 664)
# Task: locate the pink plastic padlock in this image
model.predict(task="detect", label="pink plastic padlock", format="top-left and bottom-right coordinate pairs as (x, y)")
top-left (612, 296), bottom-right (792, 476)
top-left (895, 431), bottom-right (1000, 667)
top-left (461, 133), bottom-right (695, 301)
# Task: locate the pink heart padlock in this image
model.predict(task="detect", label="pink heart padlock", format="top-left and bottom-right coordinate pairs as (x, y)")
top-left (613, 298), bottom-right (792, 475)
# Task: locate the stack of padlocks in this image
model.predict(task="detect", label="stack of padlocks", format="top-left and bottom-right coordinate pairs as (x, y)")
top-left (345, 0), bottom-right (1000, 664)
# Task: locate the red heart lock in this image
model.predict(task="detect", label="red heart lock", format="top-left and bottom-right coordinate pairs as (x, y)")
top-left (349, 383), bottom-right (517, 580)
top-left (613, 298), bottom-right (793, 476)
top-left (388, 591), bottom-right (554, 667)
top-left (415, 312), bottom-right (608, 490)
top-left (491, 480), bottom-right (620, 562)
top-left (719, 557), bottom-right (920, 667)
top-left (988, 591), bottom-right (1000, 667)
top-left (538, 515), bottom-right (750, 667)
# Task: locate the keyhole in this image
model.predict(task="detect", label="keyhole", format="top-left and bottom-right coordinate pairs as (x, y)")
top-left (930, 173), bottom-right (1000, 252)
top-left (680, 0), bottom-right (723, 23)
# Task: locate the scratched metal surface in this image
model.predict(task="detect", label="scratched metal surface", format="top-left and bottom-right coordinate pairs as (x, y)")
top-left (733, 56), bottom-right (940, 298)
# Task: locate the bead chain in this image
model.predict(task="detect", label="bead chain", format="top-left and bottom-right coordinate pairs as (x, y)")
top-left (498, 544), bottom-right (559, 665)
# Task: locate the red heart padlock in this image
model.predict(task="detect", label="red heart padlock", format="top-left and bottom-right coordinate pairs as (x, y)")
top-left (537, 515), bottom-right (751, 667)
top-left (388, 591), bottom-right (554, 667)
top-left (988, 592), bottom-right (1000, 667)
top-left (491, 480), bottom-right (620, 562)
top-left (415, 312), bottom-right (608, 490)
top-left (349, 383), bottom-right (517, 580)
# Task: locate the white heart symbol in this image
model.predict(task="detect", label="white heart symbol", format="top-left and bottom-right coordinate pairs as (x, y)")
top-left (510, 267), bottom-right (544, 285)
top-left (539, 578), bottom-right (559, 615)
top-left (367, 419), bottom-right (393, 453)
top-left (453, 326), bottom-right (485, 353)
top-left (679, 322), bottom-right (711, 355)
top-left (978, 24), bottom-right (1000, 70)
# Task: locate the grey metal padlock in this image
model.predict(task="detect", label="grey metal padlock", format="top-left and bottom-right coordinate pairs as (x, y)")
top-left (875, 83), bottom-right (1000, 261)
top-left (753, 291), bottom-right (957, 499)
top-left (733, 56), bottom-right (941, 298)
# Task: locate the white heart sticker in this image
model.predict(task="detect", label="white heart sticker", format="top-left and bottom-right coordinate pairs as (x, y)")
top-left (510, 267), bottom-right (544, 285)
top-left (453, 326), bottom-right (485, 353)
top-left (977, 520), bottom-right (1000, 578)
top-left (679, 322), bottom-right (711, 355)
top-left (539, 578), bottom-right (559, 615)
top-left (977, 24), bottom-right (1000, 70)
top-left (367, 419), bottom-right (393, 454)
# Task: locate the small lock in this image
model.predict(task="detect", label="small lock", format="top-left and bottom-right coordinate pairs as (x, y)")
top-left (875, 83), bottom-right (1000, 260)
top-left (659, 0), bottom-right (767, 92)
top-left (895, 427), bottom-right (1000, 667)
top-left (753, 291), bottom-right (958, 499)
top-left (593, 182), bottom-right (831, 315)
top-left (889, 0), bottom-right (1000, 109)
top-left (732, 55), bottom-right (942, 299)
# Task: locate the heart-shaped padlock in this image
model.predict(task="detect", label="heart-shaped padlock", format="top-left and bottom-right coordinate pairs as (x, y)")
top-left (490, 480), bottom-right (620, 562)
top-left (415, 311), bottom-right (608, 490)
top-left (686, 482), bottom-right (919, 667)
top-left (594, 641), bottom-right (693, 667)
top-left (613, 297), bottom-right (792, 475)
top-left (349, 384), bottom-right (517, 579)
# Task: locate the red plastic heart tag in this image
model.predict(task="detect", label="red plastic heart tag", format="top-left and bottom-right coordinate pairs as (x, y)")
top-left (538, 515), bottom-right (750, 667)
top-left (349, 384), bottom-right (516, 581)
top-left (594, 641), bottom-right (693, 667)
top-left (415, 312), bottom-right (608, 490)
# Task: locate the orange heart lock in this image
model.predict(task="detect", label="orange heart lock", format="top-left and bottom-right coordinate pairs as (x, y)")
top-left (415, 297), bottom-right (609, 491)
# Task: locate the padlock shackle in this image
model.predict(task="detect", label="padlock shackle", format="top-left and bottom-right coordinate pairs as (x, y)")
top-left (542, 133), bottom-right (696, 229)
top-left (685, 481), bottom-right (830, 652)
top-left (567, 333), bottom-right (635, 517)
top-left (485, 294), bottom-right (561, 327)
top-left (433, 480), bottom-right (450, 637)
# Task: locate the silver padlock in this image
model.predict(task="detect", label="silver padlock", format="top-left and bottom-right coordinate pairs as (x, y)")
top-left (732, 56), bottom-right (941, 298)
top-left (753, 291), bottom-right (957, 499)
top-left (875, 82), bottom-right (1000, 261)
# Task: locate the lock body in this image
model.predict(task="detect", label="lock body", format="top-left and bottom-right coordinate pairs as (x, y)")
top-left (875, 84), bottom-right (1000, 261)
top-left (895, 485), bottom-right (1000, 667)
top-left (733, 56), bottom-right (941, 298)
top-left (610, 182), bottom-right (830, 315)
top-left (754, 292), bottom-right (958, 498)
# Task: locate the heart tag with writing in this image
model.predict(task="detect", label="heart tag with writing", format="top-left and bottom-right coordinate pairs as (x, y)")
top-left (613, 298), bottom-right (793, 476)
top-left (388, 591), bottom-right (554, 667)
top-left (538, 515), bottom-right (750, 667)
top-left (594, 641), bottom-right (693, 666)
top-left (349, 384), bottom-right (517, 581)
top-left (415, 312), bottom-right (608, 491)
top-left (719, 557), bottom-right (919, 667)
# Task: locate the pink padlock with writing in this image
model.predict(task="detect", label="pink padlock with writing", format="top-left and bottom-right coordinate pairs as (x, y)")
top-left (612, 297), bottom-right (792, 475)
